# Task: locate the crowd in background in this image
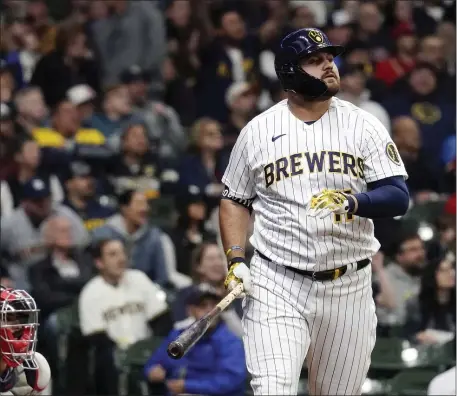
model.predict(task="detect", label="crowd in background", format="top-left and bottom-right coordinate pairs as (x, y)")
top-left (0, 0), bottom-right (455, 395)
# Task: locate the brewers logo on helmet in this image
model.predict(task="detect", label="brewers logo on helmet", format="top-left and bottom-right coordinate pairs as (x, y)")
top-left (274, 28), bottom-right (345, 99)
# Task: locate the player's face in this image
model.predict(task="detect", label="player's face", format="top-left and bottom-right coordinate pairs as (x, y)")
top-left (300, 51), bottom-right (340, 96)
top-left (99, 240), bottom-right (127, 280)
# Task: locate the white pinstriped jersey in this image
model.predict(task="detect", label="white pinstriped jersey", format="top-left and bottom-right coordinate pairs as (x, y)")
top-left (222, 97), bottom-right (408, 271)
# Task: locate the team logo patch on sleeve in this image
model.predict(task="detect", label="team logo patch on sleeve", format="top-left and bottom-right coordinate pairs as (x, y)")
top-left (386, 143), bottom-right (401, 165)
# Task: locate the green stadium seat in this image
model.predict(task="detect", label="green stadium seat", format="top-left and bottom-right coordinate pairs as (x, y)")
top-left (117, 336), bottom-right (165, 396)
top-left (388, 368), bottom-right (440, 396)
top-left (369, 337), bottom-right (448, 382)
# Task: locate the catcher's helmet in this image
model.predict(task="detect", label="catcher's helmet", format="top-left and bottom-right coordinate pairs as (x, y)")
top-left (275, 28), bottom-right (345, 98)
top-left (0, 287), bottom-right (39, 369)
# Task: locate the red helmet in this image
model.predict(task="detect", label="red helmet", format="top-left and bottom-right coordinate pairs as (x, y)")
top-left (0, 287), bottom-right (39, 369)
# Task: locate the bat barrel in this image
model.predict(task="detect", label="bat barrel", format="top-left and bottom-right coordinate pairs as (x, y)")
top-left (167, 341), bottom-right (185, 359)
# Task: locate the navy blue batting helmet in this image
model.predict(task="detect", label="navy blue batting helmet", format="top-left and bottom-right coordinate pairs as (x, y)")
top-left (275, 28), bottom-right (345, 98)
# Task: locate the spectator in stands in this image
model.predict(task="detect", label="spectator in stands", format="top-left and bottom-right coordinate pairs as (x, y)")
top-left (62, 161), bottom-right (115, 231)
top-left (32, 99), bottom-right (109, 169)
top-left (417, 35), bottom-right (447, 76)
top-left (25, 0), bottom-right (57, 55)
top-left (0, 64), bottom-right (16, 102)
top-left (1, 139), bottom-right (63, 217)
top-left (120, 65), bottom-right (187, 163)
top-left (436, 21), bottom-right (456, 77)
top-left (178, 118), bottom-right (227, 210)
top-left (66, 84), bottom-right (97, 127)
top-left (161, 55), bottom-right (197, 128)
top-left (0, 102), bottom-right (22, 180)
top-left (404, 256), bottom-right (455, 344)
top-left (429, 196), bottom-right (457, 261)
top-left (165, 0), bottom-right (201, 82)
top-left (79, 237), bottom-right (171, 395)
top-left (144, 283), bottom-right (246, 396)
top-left (171, 241), bottom-right (243, 336)
top-left (353, 2), bottom-right (390, 63)
top-left (92, 190), bottom-right (170, 286)
top-left (391, 116), bottom-right (443, 195)
top-left (376, 231), bottom-right (427, 328)
top-left (29, 215), bottom-right (93, 321)
top-left (383, 63), bottom-right (456, 177)
top-left (338, 64), bottom-right (391, 132)
top-left (31, 22), bottom-right (100, 107)
top-left (13, 86), bottom-right (48, 135)
top-left (90, 0), bottom-right (166, 88)
top-left (223, 82), bottom-right (259, 153)
top-left (169, 188), bottom-right (217, 276)
top-left (107, 122), bottom-right (170, 200)
top-left (0, 177), bottom-right (89, 288)
top-left (3, 22), bottom-right (41, 87)
top-left (374, 25), bottom-right (417, 87)
top-left (89, 84), bottom-right (133, 139)
top-left (195, 9), bottom-right (260, 123)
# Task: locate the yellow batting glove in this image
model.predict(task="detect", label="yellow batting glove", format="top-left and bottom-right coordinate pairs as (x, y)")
top-left (307, 189), bottom-right (350, 219)
top-left (224, 258), bottom-right (251, 297)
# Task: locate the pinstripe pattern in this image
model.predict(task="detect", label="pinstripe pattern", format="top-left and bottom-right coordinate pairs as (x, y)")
top-left (243, 254), bottom-right (377, 395)
top-left (222, 97), bottom-right (407, 395)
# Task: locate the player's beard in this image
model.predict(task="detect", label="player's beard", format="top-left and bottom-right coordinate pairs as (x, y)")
top-left (319, 79), bottom-right (340, 100)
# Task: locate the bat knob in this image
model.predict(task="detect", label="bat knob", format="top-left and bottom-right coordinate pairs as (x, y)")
top-left (167, 341), bottom-right (184, 359)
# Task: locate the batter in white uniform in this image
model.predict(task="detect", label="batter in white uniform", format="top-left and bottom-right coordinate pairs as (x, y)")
top-left (220, 28), bottom-right (410, 395)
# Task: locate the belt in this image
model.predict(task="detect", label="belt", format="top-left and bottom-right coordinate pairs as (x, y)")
top-left (255, 250), bottom-right (370, 282)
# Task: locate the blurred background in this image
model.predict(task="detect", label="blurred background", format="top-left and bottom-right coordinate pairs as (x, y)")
top-left (0, 0), bottom-right (455, 395)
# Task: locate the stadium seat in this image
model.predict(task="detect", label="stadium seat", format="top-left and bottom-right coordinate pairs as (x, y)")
top-left (388, 368), bottom-right (441, 396)
top-left (117, 336), bottom-right (165, 396)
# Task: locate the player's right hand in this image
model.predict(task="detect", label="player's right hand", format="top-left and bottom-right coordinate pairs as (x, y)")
top-left (224, 260), bottom-right (251, 297)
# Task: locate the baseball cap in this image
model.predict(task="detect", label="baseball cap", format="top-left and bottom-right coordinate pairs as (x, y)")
top-left (67, 84), bottom-right (96, 106)
top-left (120, 65), bottom-right (150, 84)
top-left (225, 82), bottom-right (256, 107)
top-left (64, 161), bottom-right (92, 181)
top-left (186, 283), bottom-right (222, 306)
top-left (22, 177), bottom-right (51, 200)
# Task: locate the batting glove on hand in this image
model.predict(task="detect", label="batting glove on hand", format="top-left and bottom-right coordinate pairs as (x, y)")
top-left (306, 189), bottom-right (350, 219)
top-left (224, 260), bottom-right (251, 297)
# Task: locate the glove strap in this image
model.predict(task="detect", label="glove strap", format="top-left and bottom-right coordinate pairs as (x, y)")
top-left (228, 256), bottom-right (245, 268)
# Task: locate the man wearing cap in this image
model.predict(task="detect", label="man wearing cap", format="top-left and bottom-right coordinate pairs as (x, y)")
top-left (223, 82), bottom-right (259, 153)
top-left (144, 283), bottom-right (246, 396)
top-left (0, 177), bottom-right (89, 289)
top-left (61, 161), bottom-right (115, 231)
top-left (120, 64), bottom-right (187, 163)
top-left (66, 84), bottom-right (97, 127)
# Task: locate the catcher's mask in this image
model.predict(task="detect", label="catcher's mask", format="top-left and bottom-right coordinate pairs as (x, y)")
top-left (275, 28), bottom-right (345, 99)
top-left (0, 287), bottom-right (39, 369)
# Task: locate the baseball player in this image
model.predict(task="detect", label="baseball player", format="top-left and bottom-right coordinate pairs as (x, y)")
top-left (220, 28), bottom-right (410, 395)
top-left (0, 286), bottom-right (51, 396)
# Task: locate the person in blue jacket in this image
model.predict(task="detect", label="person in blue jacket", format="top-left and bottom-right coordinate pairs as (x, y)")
top-left (144, 283), bottom-right (246, 396)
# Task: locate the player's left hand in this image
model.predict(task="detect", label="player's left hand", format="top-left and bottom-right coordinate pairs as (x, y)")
top-left (306, 189), bottom-right (350, 219)
top-left (166, 379), bottom-right (185, 395)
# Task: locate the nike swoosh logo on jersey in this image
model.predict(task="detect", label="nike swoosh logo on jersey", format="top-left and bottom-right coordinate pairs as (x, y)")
top-left (272, 134), bottom-right (286, 142)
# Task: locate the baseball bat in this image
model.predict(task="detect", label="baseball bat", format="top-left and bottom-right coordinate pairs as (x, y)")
top-left (167, 283), bottom-right (244, 359)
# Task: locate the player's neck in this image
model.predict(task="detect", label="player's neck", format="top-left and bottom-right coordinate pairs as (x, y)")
top-left (287, 96), bottom-right (332, 123)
